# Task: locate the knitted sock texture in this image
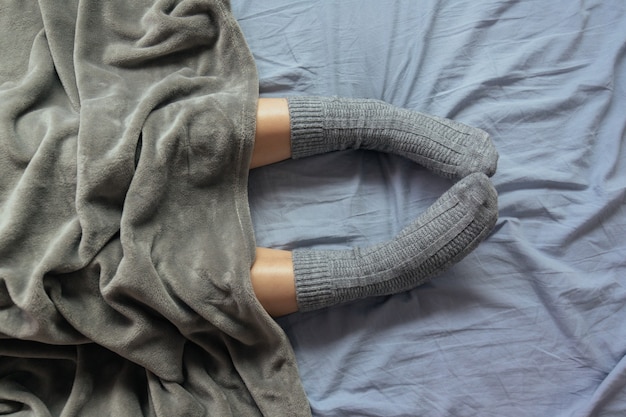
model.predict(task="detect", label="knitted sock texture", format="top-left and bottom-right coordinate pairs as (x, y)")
top-left (288, 96), bottom-right (498, 179)
top-left (292, 172), bottom-right (498, 312)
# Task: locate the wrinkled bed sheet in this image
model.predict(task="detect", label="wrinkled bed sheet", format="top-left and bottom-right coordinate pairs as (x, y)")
top-left (234, 1), bottom-right (626, 416)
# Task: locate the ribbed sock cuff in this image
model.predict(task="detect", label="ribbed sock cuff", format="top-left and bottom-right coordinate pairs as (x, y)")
top-left (292, 249), bottom-right (336, 312)
top-left (287, 96), bottom-right (328, 159)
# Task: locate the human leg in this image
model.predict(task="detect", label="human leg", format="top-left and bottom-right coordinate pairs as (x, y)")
top-left (249, 97), bottom-right (498, 317)
top-left (250, 173), bottom-right (497, 316)
top-left (250, 247), bottom-right (298, 317)
top-left (250, 98), bottom-right (291, 169)
top-left (251, 96), bottom-right (498, 176)
top-left (249, 98), bottom-right (296, 316)
top-left (287, 96), bottom-right (498, 179)
top-left (292, 172), bottom-right (498, 312)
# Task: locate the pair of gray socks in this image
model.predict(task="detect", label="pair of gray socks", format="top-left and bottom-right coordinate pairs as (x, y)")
top-left (287, 96), bottom-right (499, 312)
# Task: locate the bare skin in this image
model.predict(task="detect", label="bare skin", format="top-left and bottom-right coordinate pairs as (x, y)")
top-left (249, 98), bottom-right (299, 317)
top-left (250, 247), bottom-right (297, 317)
top-left (250, 98), bottom-right (292, 169)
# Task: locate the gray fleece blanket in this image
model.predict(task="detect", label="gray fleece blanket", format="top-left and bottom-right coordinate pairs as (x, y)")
top-left (0, 1), bottom-right (310, 415)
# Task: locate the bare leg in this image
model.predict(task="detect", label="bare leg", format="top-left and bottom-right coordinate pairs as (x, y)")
top-left (250, 98), bottom-right (291, 169)
top-left (250, 247), bottom-right (298, 317)
top-left (249, 98), bottom-right (297, 316)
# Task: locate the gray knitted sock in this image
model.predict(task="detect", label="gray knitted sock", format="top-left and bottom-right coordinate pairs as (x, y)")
top-left (288, 96), bottom-right (498, 179)
top-left (292, 172), bottom-right (498, 312)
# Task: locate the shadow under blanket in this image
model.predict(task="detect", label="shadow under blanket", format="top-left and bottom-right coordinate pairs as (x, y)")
top-left (0, 1), bottom-right (309, 415)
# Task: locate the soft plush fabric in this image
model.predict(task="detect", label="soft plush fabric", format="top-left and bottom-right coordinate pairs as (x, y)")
top-left (0, 1), bottom-right (310, 415)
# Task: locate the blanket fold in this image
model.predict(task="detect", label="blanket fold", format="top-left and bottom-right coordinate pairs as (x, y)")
top-left (0, 1), bottom-right (310, 415)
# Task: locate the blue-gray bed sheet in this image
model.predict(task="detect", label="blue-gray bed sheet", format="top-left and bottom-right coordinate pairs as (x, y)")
top-left (233, 1), bottom-right (626, 416)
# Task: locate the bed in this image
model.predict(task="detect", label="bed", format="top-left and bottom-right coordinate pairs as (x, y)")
top-left (1, 1), bottom-right (625, 416)
top-left (233, 0), bottom-right (626, 415)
